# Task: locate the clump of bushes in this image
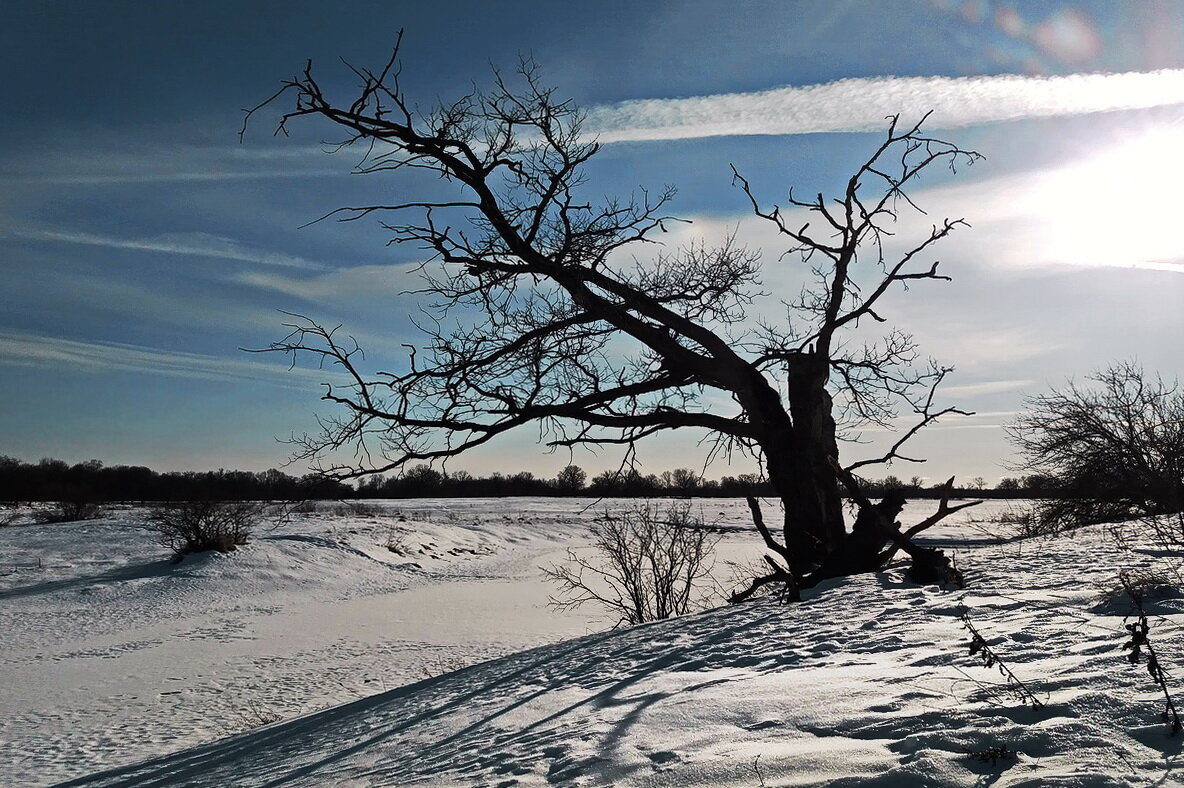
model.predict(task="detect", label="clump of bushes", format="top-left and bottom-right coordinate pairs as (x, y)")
top-left (385, 525), bottom-right (409, 555)
top-left (1, 503), bottom-right (23, 526)
top-left (289, 499), bottom-right (319, 514)
top-left (1101, 566), bottom-right (1183, 603)
top-left (146, 500), bottom-right (260, 559)
top-left (33, 500), bottom-right (105, 524)
top-left (993, 506), bottom-right (1063, 541)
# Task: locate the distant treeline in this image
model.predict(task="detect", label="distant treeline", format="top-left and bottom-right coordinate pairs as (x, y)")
top-left (0, 456), bottom-right (1061, 502)
top-left (0, 457), bottom-right (351, 502)
top-left (357, 465), bottom-right (775, 498)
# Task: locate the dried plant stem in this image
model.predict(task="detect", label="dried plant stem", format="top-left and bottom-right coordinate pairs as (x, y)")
top-left (958, 604), bottom-right (1043, 707)
top-left (1120, 572), bottom-right (1182, 734)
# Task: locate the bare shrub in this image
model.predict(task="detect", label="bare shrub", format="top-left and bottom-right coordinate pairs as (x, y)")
top-left (419, 652), bottom-right (470, 679)
top-left (1009, 362), bottom-right (1184, 543)
top-left (1, 503), bottom-right (21, 527)
top-left (963, 502), bottom-right (1059, 544)
top-left (341, 501), bottom-right (384, 517)
top-left (146, 501), bottom-right (259, 558)
top-left (33, 500), bottom-right (104, 524)
top-left (1097, 565), bottom-right (1184, 608)
top-left (237, 698), bottom-right (282, 728)
top-left (1144, 512), bottom-right (1184, 554)
top-left (385, 525), bottom-right (409, 555)
top-left (989, 505), bottom-right (1064, 541)
top-left (213, 698), bottom-right (284, 736)
top-left (290, 499), bottom-right (319, 514)
top-left (997, 506), bottom-right (1041, 537)
top-left (543, 501), bottom-right (719, 626)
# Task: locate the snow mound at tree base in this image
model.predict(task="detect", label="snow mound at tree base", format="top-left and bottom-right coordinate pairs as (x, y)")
top-left (56, 522), bottom-right (1184, 787)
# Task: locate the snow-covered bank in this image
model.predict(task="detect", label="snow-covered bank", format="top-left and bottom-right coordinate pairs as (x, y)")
top-left (1, 498), bottom-right (618, 785)
top-left (6, 499), bottom-right (1183, 786)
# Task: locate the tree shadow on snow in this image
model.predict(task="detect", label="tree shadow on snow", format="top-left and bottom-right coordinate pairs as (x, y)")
top-left (0, 560), bottom-right (186, 602)
top-left (54, 596), bottom-right (833, 787)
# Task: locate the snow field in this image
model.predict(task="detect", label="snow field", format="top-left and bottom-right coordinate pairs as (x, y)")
top-left (3, 498), bottom-right (1183, 786)
top-left (1, 499), bottom-right (609, 784)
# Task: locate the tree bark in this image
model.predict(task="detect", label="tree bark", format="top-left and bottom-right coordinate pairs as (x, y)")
top-left (779, 349), bottom-right (845, 567)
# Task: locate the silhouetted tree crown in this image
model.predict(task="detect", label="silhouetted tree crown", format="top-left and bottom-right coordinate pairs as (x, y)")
top-left (1009, 362), bottom-right (1184, 529)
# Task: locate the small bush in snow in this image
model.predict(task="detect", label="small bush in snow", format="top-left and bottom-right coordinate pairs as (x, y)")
top-left (146, 500), bottom-right (259, 559)
top-left (419, 652), bottom-right (470, 679)
top-left (33, 500), bottom-right (104, 524)
top-left (995, 506), bottom-right (1060, 540)
top-left (385, 525), bottom-right (409, 555)
top-left (543, 501), bottom-right (718, 626)
top-left (1098, 566), bottom-right (1183, 606)
top-left (1, 503), bottom-right (21, 527)
top-left (214, 698), bottom-right (284, 736)
top-left (289, 499), bottom-right (319, 514)
top-left (342, 501), bottom-right (384, 517)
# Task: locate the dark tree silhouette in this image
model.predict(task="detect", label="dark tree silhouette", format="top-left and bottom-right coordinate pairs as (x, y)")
top-left (1009, 362), bottom-right (1184, 536)
top-left (555, 464), bottom-right (587, 492)
top-left (246, 36), bottom-right (981, 587)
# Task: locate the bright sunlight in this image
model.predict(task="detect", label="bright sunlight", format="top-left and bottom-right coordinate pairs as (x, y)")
top-left (1035, 125), bottom-right (1184, 273)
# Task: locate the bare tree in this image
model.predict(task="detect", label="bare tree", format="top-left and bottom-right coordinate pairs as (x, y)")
top-left (245, 36), bottom-right (981, 589)
top-left (554, 464), bottom-right (587, 492)
top-left (1009, 362), bottom-right (1184, 539)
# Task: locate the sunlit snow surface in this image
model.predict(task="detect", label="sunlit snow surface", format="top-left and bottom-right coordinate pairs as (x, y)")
top-left (3, 498), bottom-right (1183, 786)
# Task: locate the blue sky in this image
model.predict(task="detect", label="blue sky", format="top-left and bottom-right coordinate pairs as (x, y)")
top-left (2, 0), bottom-right (1183, 483)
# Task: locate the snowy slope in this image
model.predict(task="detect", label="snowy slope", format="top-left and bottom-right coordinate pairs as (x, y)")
top-left (5, 500), bottom-right (1184, 786)
top-left (2, 499), bottom-right (611, 785)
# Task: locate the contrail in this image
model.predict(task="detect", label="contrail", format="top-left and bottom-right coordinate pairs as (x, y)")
top-left (587, 70), bottom-right (1184, 142)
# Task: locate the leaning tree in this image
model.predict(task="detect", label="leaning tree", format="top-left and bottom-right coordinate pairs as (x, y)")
top-left (246, 37), bottom-right (982, 593)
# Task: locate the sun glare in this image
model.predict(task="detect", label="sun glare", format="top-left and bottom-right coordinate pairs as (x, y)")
top-left (1035, 126), bottom-right (1184, 273)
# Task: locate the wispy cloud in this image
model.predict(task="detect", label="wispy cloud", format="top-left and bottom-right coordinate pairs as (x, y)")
top-left (8, 169), bottom-right (344, 185)
top-left (0, 330), bottom-right (346, 389)
top-left (587, 69), bottom-right (1184, 142)
top-left (237, 264), bottom-right (411, 299)
top-left (940, 380), bottom-right (1035, 398)
top-left (5, 228), bottom-right (327, 271)
top-left (858, 410), bottom-right (1016, 434)
top-left (0, 144), bottom-right (343, 185)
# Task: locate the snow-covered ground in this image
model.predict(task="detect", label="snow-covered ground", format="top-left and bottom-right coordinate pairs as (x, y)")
top-left (4, 498), bottom-right (1183, 786)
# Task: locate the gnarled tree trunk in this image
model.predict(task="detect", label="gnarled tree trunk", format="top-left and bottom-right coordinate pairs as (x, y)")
top-left (782, 349), bottom-right (845, 563)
